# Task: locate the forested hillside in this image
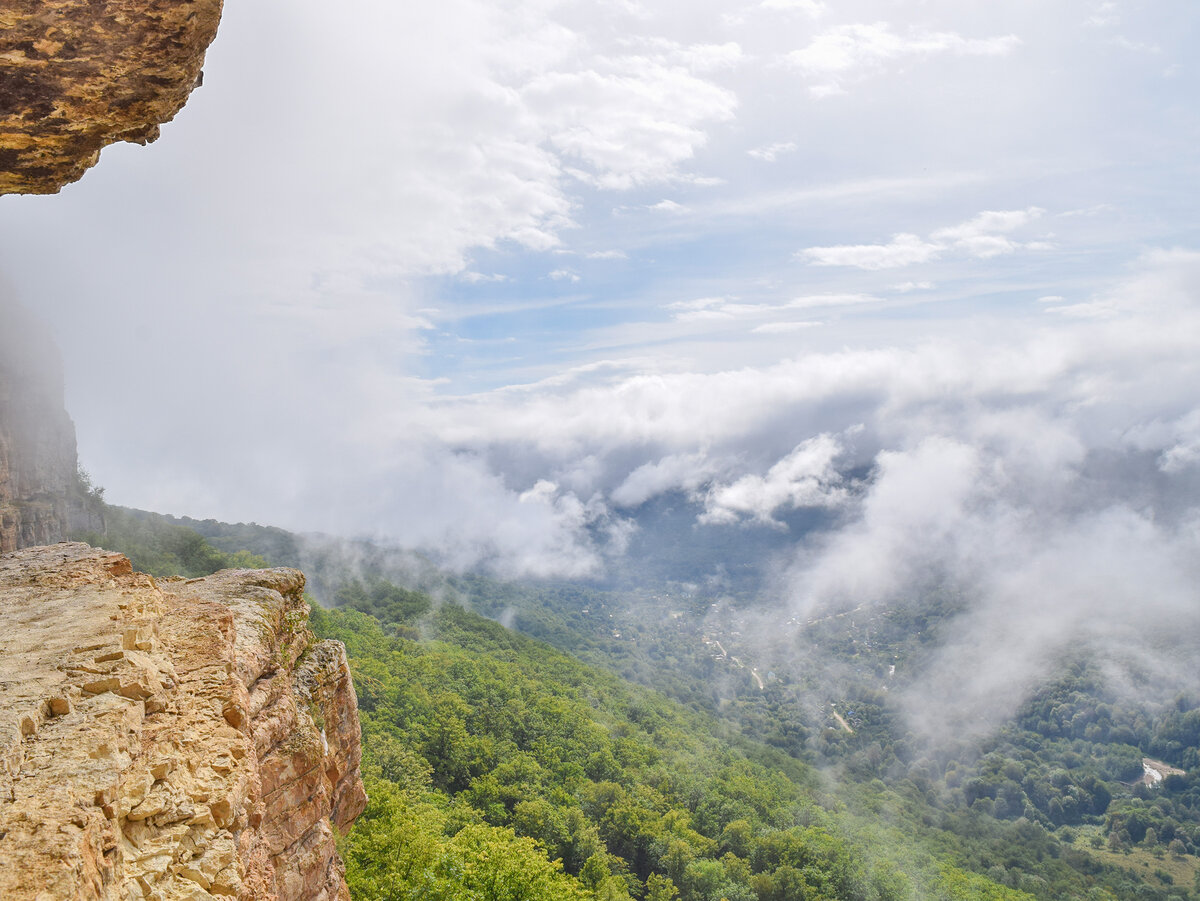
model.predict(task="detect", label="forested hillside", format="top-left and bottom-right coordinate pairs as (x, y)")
top-left (76, 508), bottom-right (1200, 900)
top-left (313, 593), bottom-right (1032, 900)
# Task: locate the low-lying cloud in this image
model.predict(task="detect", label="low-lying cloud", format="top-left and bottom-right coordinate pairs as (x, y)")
top-left (363, 247), bottom-right (1199, 736)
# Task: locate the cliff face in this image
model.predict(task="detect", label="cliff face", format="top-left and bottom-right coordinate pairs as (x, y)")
top-left (0, 0), bottom-right (223, 194)
top-left (0, 543), bottom-right (367, 901)
top-left (0, 302), bottom-right (80, 553)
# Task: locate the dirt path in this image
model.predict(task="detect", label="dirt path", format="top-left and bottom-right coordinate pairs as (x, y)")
top-left (832, 710), bottom-right (854, 734)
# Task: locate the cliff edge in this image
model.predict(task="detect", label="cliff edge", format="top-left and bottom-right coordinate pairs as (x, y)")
top-left (0, 543), bottom-right (367, 900)
top-left (0, 0), bottom-right (223, 194)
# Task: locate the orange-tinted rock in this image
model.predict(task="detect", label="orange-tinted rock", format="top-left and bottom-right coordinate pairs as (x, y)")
top-left (0, 543), bottom-right (365, 900)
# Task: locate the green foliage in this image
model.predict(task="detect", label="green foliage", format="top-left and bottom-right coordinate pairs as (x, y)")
top-left (312, 596), bottom-right (983, 901)
top-left (72, 505), bottom-right (270, 578)
top-left (343, 778), bottom-right (592, 901)
top-left (334, 578), bottom-right (432, 627)
top-left (459, 572), bottom-right (1200, 901)
top-left (73, 466), bottom-right (106, 505)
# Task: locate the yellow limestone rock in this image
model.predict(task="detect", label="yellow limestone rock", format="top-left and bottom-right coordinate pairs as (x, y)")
top-left (0, 0), bottom-right (224, 194)
top-left (0, 543), bottom-right (366, 900)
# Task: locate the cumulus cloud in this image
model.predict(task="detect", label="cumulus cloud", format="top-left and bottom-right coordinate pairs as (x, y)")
top-left (782, 423), bottom-right (1200, 740)
top-left (526, 52), bottom-right (736, 190)
top-left (700, 433), bottom-right (850, 526)
top-left (612, 452), bottom-right (716, 507)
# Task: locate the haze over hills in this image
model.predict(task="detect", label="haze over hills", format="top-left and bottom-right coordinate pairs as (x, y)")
top-left (69, 498), bottom-right (1200, 900)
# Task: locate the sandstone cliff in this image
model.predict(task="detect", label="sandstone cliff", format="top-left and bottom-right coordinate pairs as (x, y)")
top-left (0, 0), bottom-right (224, 194)
top-left (0, 543), bottom-right (367, 900)
top-left (0, 302), bottom-right (81, 553)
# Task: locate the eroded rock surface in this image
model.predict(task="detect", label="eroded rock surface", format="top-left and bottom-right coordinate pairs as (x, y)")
top-left (0, 543), bottom-right (366, 900)
top-left (0, 0), bottom-right (224, 194)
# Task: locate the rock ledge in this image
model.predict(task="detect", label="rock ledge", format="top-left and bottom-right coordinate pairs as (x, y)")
top-left (0, 542), bottom-right (366, 900)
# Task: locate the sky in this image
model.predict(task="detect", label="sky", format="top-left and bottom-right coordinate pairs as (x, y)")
top-left (1, 0), bottom-right (1199, 630)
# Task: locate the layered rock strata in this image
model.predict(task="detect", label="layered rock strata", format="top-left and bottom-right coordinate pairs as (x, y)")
top-left (0, 0), bottom-right (224, 194)
top-left (0, 543), bottom-right (366, 900)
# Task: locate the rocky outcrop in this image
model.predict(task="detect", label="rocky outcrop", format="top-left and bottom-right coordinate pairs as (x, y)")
top-left (0, 302), bottom-right (80, 552)
top-left (0, 0), bottom-right (224, 194)
top-left (0, 543), bottom-right (366, 900)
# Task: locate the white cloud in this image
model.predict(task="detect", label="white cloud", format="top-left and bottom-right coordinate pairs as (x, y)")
top-left (526, 54), bottom-right (737, 190)
top-left (666, 293), bottom-right (875, 325)
top-left (785, 293), bottom-right (880, 309)
top-left (802, 207), bottom-right (1047, 269)
top-left (611, 452), bottom-right (716, 507)
top-left (802, 233), bottom-right (942, 269)
top-left (701, 433), bottom-right (849, 525)
top-left (786, 22), bottom-right (1020, 95)
top-left (930, 207), bottom-right (1044, 242)
top-left (666, 296), bottom-right (726, 311)
top-left (649, 199), bottom-right (689, 213)
top-left (752, 321), bottom-right (821, 334)
top-left (368, 249), bottom-right (1200, 589)
top-left (549, 268), bottom-right (581, 282)
top-left (1086, 2), bottom-right (1120, 27)
top-left (586, 249), bottom-right (628, 260)
top-left (747, 141), bottom-right (798, 162)
top-left (670, 41), bottom-right (745, 72)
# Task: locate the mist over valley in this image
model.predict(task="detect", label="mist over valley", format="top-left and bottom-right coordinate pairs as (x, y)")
top-left (4, 0), bottom-right (1200, 898)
